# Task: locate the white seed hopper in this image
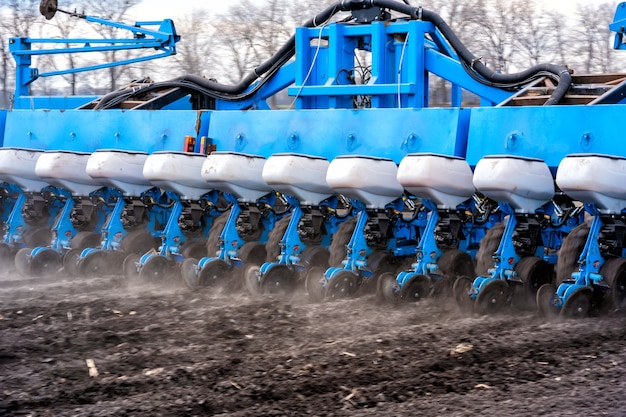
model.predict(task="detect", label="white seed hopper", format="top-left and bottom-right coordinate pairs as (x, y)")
top-left (557, 153), bottom-right (626, 214)
top-left (473, 155), bottom-right (554, 213)
top-left (35, 151), bottom-right (104, 196)
top-left (262, 153), bottom-right (334, 206)
top-left (0, 147), bottom-right (49, 192)
top-left (86, 150), bottom-right (154, 196)
top-left (397, 153), bottom-right (475, 209)
top-left (326, 155), bottom-right (404, 209)
top-left (201, 152), bottom-right (273, 202)
top-left (142, 151), bottom-right (211, 201)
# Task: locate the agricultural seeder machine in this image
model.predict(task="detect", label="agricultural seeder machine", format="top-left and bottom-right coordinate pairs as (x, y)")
top-left (1, 0), bottom-right (626, 318)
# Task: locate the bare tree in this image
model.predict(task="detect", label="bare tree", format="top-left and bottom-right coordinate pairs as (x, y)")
top-left (572, 2), bottom-right (621, 73)
top-left (0, 0), bottom-right (41, 106)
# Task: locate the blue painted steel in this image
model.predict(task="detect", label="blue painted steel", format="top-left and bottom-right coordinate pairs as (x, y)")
top-left (10, 18), bottom-right (179, 104)
top-left (288, 20), bottom-right (511, 110)
top-left (467, 105), bottom-right (626, 170)
top-left (207, 108), bottom-right (470, 162)
top-left (3, 110), bottom-right (206, 153)
top-left (611, 2), bottom-right (626, 50)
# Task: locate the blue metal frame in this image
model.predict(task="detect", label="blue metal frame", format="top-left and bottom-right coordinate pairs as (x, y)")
top-left (10, 18), bottom-right (179, 109)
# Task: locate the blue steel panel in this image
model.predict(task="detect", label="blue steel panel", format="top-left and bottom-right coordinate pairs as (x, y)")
top-left (4, 110), bottom-right (208, 153)
top-left (467, 105), bottom-right (626, 169)
top-left (207, 108), bottom-right (469, 163)
top-left (0, 110), bottom-right (6, 147)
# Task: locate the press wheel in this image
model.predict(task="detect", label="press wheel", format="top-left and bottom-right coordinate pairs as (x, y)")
top-left (453, 275), bottom-right (475, 314)
top-left (376, 271), bottom-right (399, 304)
top-left (242, 263), bottom-right (261, 295)
top-left (260, 264), bottom-right (297, 295)
top-left (536, 283), bottom-right (559, 319)
top-left (305, 266), bottom-right (327, 302)
top-left (560, 286), bottom-right (592, 319)
top-left (399, 274), bottom-right (433, 303)
top-left (15, 248), bottom-right (32, 277)
top-left (325, 270), bottom-right (358, 300)
top-left (514, 256), bottom-right (553, 308)
top-left (474, 279), bottom-right (510, 315)
top-left (123, 253), bottom-right (141, 283)
top-left (62, 248), bottom-right (82, 277)
top-left (600, 257), bottom-right (626, 313)
top-left (181, 257), bottom-right (199, 290)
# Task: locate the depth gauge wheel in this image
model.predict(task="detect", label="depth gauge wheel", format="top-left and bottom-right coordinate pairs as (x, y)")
top-left (325, 270), bottom-right (358, 300)
top-left (198, 258), bottom-right (231, 289)
top-left (30, 249), bottom-right (62, 277)
top-left (242, 263), bottom-right (262, 295)
top-left (399, 274), bottom-right (433, 303)
top-left (560, 287), bottom-right (592, 319)
top-left (260, 264), bottom-right (297, 295)
top-left (474, 279), bottom-right (511, 316)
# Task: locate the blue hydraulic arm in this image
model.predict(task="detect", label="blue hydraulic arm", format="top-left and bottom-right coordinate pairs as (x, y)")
top-left (9, 7), bottom-right (179, 107)
top-left (610, 2), bottom-right (626, 50)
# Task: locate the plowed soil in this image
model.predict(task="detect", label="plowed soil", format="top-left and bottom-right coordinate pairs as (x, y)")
top-left (1, 271), bottom-right (625, 417)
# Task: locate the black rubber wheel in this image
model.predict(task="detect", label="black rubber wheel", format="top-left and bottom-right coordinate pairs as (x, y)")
top-left (438, 249), bottom-right (476, 282)
top-left (560, 286), bottom-right (592, 319)
top-left (453, 275), bottom-right (475, 314)
top-left (139, 256), bottom-right (174, 284)
top-left (121, 229), bottom-right (159, 255)
top-left (300, 245), bottom-right (330, 268)
top-left (30, 249), bottom-right (62, 277)
top-left (70, 231), bottom-right (102, 250)
top-left (242, 263), bottom-right (261, 295)
top-left (475, 222), bottom-right (505, 276)
top-left (364, 251), bottom-right (400, 295)
top-left (123, 253), bottom-right (141, 283)
top-left (305, 266), bottom-right (327, 302)
top-left (22, 226), bottom-right (52, 249)
top-left (0, 243), bottom-right (15, 271)
top-left (325, 270), bottom-right (358, 300)
top-left (260, 264), bottom-right (297, 295)
top-left (181, 257), bottom-right (199, 290)
top-left (474, 279), bottom-right (511, 316)
top-left (198, 258), bottom-right (231, 289)
top-left (399, 274), bottom-right (433, 303)
top-left (239, 241), bottom-right (267, 264)
top-left (376, 271), bottom-right (399, 304)
top-left (514, 256), bottom-right (553, 308)
top-left (265, 214), bottom-right (291, 263)
top-left (556, 223), bottom-right (589, 285)
top-left (536, 283), bottom-right (560, 319)
top-left (328, 216), bottom-right (357, 267)
top-left (15, 248), bottom-right (32, 277)
top-left (600, 257), bottom-right (626, 313)
top-left (181, 242), bottom-right (207, 259)
top-left (206, 211), bottom-right (230, 258)
top-left (63, 248), bottom-right (82, 277)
